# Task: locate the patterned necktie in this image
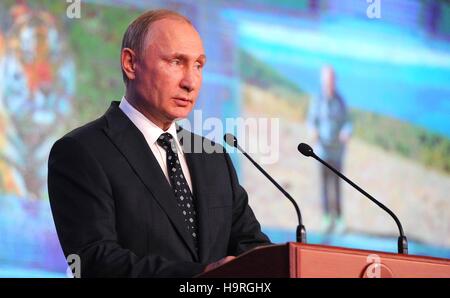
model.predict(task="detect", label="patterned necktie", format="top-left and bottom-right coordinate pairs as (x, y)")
top-left (157, 132), bottom-right (199, 251)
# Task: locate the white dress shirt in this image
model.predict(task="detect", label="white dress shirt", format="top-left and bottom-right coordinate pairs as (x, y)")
top-left (119, 97), bottom-right (193, 191)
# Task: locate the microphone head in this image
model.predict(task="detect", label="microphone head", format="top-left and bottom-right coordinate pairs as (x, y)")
top-left (224, 133), bottom-right (238, 148)
top-left (297, 143), bottom-right (314, 157)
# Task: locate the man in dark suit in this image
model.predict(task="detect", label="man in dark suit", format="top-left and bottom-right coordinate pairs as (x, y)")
top-left (47, 9), bottom-right (271, 277)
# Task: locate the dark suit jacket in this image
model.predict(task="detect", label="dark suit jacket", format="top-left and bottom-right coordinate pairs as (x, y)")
top-left (48, 101), bottom-right (271, 277)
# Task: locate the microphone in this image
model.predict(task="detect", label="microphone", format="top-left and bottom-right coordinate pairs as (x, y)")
top-left (224, 133), bottom-right (307, 243)
top-left (297, 142), bottom-right (408, 254)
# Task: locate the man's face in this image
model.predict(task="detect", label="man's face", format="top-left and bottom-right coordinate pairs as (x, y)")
top-left (321, 67), bottom-right (335, 99)
top-left (129, 18), bottom-right (205, 128)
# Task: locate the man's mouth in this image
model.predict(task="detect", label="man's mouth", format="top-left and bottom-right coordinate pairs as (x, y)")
top-left (173, 97), bottom-right (192, 106)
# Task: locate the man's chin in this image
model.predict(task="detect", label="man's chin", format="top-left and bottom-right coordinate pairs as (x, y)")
top-left (169, 107), bottom-right (193, 119)
top-left (165, 112), bottom-right (190, 124)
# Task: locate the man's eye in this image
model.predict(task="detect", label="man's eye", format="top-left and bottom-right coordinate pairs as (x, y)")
top-left (171, 59), bottom-right (181, 65)
top-left (195, 63), bottom-right (203, 70)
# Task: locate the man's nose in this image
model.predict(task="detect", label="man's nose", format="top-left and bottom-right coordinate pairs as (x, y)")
top-left (180, 69), bottom-right (197, 93)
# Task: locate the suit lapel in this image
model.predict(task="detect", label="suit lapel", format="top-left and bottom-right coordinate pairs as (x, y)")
top-left (179, 127), bottom-right (211, 263)
top-left (103, 102), bottom-right (199, 260)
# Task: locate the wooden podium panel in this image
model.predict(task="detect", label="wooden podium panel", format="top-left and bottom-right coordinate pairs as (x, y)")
top-left (289, 243), bottom-right (450, 277)
top-left (198, 243), bottom-right (450, 278)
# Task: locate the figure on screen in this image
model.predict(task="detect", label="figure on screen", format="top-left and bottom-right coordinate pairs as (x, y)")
top-left (307, 66), bottom-right (352, 235)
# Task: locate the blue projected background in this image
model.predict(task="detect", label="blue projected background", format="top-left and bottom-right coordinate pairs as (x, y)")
top-left (0, 0), bottom-right (449, 277)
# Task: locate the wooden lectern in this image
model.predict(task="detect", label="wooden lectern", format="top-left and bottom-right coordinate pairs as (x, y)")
top-left (198, 243), bottom-right (450, 278)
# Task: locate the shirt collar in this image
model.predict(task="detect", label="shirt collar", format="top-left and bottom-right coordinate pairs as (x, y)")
top-left (119, 96), bottom-right (181, 149)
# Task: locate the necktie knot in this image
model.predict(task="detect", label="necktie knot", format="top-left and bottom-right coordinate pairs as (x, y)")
top-left (157, 133), bottom-right (176, 152)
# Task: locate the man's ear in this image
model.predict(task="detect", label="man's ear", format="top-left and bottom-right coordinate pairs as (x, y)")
top-left (121, 48), bottom-right (137, 81)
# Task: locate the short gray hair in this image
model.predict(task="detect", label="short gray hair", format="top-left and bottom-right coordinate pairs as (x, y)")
top-left (120, 9), bottom-right (192, 85)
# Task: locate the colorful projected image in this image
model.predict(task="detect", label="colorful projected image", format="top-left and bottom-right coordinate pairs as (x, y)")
top-left (232, 1), bottom-right (450, 256)
top-left (0, 0), bottom-right (449, 277)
